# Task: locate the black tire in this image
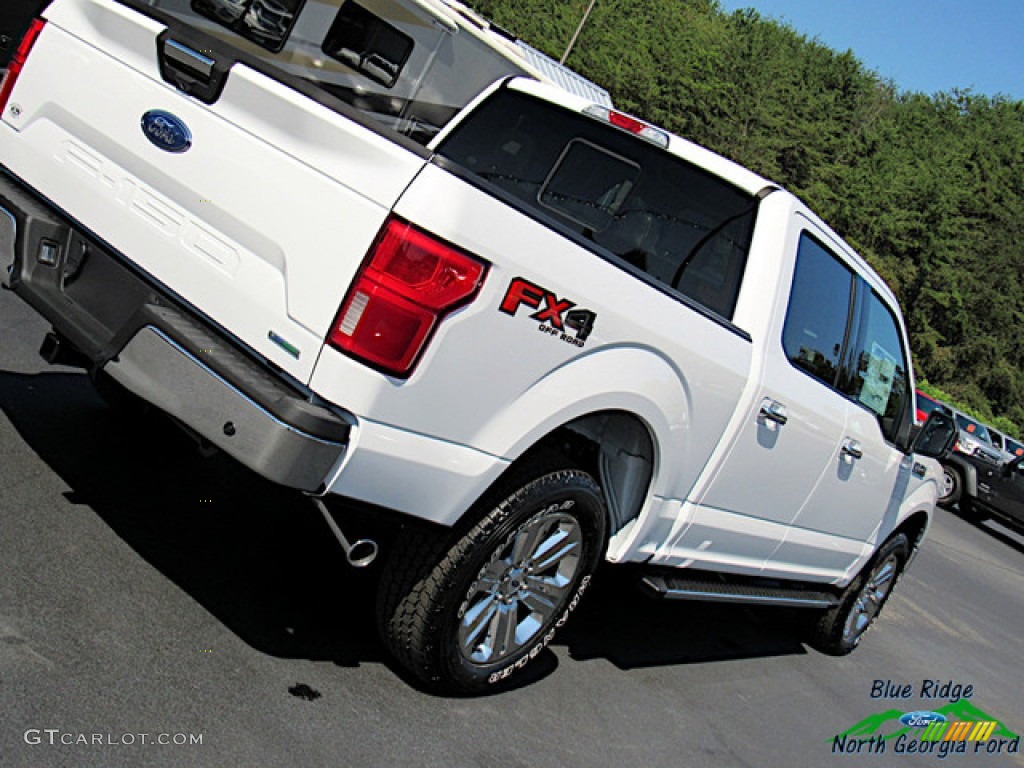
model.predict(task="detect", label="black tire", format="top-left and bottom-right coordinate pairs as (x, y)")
top-left (958, 498), bottom-right (988, 523)
top-left (937, 464), bottom-right (962, 508)
top-left (808, 533), bottom-right (909, 656)
top-left (377, 468), bottom-right (607, 693)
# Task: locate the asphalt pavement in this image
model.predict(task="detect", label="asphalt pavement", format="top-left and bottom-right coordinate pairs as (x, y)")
top-left (1, 286), bottom-right (1022, 768)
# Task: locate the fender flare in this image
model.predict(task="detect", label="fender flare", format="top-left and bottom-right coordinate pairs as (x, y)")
top-left (472, 345), bottom-right (734, 505)
top-left (943, 454), bottom-right (979, 497)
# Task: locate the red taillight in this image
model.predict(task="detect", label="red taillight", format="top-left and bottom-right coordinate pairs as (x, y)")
top-left (0, 18), bottom-right (46, 116)
top-left (328, 218), bottom-right (487, 377)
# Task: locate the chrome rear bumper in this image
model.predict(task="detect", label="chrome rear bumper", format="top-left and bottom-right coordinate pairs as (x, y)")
top-left (106, 326), bottom-right (348, 491)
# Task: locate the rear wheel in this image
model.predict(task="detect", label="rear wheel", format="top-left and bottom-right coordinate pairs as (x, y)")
top-left (808, 533), bottom-right (909, 655)
top-left (377, 468), bottom-right (607, 692)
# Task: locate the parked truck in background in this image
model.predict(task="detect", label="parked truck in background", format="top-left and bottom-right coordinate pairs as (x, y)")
top-left (937, 409), bottom-right (1004, 508)
top-left (0, 0), bottom-right (956, 691)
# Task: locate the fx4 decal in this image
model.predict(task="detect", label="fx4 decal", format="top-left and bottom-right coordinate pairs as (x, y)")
top-left (499, 277), bottom-right (597, 348)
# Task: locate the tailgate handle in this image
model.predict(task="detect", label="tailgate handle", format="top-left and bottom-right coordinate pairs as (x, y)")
top-left (157, 31), bottom-right (231, 104)
top-left (164, 39), bottom-right (215, 83)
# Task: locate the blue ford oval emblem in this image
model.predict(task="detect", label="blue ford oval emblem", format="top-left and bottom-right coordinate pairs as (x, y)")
top-left (141, 110), bottom-right (192, 153)
top-left (900, 711), bottom-right (947, 728)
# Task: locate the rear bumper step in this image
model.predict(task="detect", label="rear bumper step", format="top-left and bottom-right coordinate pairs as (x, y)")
top-left (641, 574), bottom-right (839, 609)
top-left (106, 326), bottom-right (346, 491)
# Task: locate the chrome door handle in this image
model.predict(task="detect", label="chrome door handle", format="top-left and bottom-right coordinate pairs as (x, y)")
top-left (759, 399), bottom-right (788, 426)
top-left (841, 439), bottom-right (863, 460)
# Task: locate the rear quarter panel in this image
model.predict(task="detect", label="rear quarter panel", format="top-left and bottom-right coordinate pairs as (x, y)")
top-left (310, 163), bottom-right (754, 511)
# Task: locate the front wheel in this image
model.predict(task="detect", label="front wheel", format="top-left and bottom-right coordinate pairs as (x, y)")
top-left (937, 464), bottom-right (962, 508)
top-left (808, 533), bottom-right (909, 655)
top-left (377, 469), bottom-right (607, 693)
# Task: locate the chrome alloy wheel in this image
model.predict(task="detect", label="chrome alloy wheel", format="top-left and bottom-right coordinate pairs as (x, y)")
top-left (843, 552), bottom-right (899, 645)
top-left (941, 467), bottom-right (957, 499)
top-left (457, 508), bottom-right (583, 665)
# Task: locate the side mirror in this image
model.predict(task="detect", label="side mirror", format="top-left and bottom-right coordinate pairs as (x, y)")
top-left (910, 410), bottom-right (957, 459)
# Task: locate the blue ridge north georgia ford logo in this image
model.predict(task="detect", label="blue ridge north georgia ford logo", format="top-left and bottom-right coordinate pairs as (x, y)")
top-left (140, 110), bottom-right (192, 153)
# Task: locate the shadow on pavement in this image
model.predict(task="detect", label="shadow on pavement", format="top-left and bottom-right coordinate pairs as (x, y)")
top-left (949, 505), bottom-right (1024, 556)
top-left (1, 368), bottom-right (812, 681)
top-left (558, 566), bottom-right (810, 669)
top-left (0, 368), bottom-right (384, 668)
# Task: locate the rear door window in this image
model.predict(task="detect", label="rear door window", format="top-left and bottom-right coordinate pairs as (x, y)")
top-left (782, 234), bottom-right (854, 387)
top-left (781, 232), bottom-right (911, 443)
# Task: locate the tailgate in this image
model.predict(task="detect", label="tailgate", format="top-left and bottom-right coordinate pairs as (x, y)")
top-left (0, 0), bottom-right (428, 382)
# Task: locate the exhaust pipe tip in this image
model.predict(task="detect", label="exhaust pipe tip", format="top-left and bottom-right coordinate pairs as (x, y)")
top-left (345, 539), bottom-right (379, 568)
top-left (311, 497), bottom-right (378, 568)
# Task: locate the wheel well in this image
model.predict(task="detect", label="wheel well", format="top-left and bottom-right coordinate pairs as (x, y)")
top-left (894, 511), bottom-right (930, 552)
top-left (515, 411), bottom-right (656, 536)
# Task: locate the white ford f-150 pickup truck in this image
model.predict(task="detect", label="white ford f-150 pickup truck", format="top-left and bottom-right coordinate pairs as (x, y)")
top-left (0, 0), bottom-right (956, 692)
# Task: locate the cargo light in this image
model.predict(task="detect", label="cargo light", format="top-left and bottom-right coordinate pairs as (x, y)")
top-left (328, 217), bottom-right (487, 377)
top-left (0, 19), bottom-right (46, 117)
top-left (583, 104), bottom-right (670, 148)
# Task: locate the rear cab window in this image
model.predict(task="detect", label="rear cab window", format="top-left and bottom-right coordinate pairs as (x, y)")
top-left (436, 88), bottom-right (758, 321)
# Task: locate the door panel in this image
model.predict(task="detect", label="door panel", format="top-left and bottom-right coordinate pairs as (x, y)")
top-left (766, 270), bottom-right (914, 579)
top-left (672, 227), bottom-right (853, 567)
top-left (765, 409), bottom-right (912, 580)
top-left (676, 224), bottom-right (916, 582)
